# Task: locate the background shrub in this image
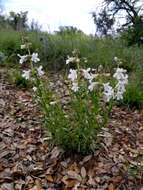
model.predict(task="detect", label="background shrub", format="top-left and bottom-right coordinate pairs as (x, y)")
top-left (123, 70), bottom-right (143, 109)
top-left (0, 29), bottom-right (143, 72)
top-left (0, 51), bottom-right (6, 65)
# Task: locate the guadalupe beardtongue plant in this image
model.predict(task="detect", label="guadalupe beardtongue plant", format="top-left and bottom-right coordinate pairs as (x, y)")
top-left (18, 44), bottom-right (128, 154)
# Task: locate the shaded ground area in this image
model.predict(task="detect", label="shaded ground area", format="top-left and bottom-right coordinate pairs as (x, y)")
top-left (0, 68), bottom-right (143, 190)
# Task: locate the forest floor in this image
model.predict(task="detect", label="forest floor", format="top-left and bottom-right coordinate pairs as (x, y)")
top-left (0, 68), bottom-right (143, 190)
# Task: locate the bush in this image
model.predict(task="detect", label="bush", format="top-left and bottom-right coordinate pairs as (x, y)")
top-left (123, 70), bottom-right (143, 109)
top-left (0, 51), bottom-right (6, 65)
top-left (17, 40), bottom-right (129, 153)
top-left (0, 29), bottom-right (143, 73)
top-left (121, 16), bottom-right (143, 46)
top-left (0, 29), bottom-right (42, 65)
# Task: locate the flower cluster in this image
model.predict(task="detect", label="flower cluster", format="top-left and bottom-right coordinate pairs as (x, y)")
top-left (21, 65), bottom-right (44, 80)
top-left (66, 49), bottom-right (88, 66)
top-left (103, 82), bottom-right (114, 102)
top-left (67, 65), bottom-right (128, 102)
top-left (18, 52), bottom-right (40, 65)
top-left (17, 54), bottom-right (28, 64)
top-left (113, 68), bottom-right (128, 100)
top-left (113, 56), bottom-right (123, 67)
top-left (68, 69), bottom-right (78, 92)
top-left (18, 44), bottom-right (44, 82)
top-left (67, 68), bottom-right (99, 93)
top-left (66, 56), bottom-right (80, 65)
top-left (81, 68), bottom-right (99, 91)
top-left (102, 68), bottom-right (128, 102)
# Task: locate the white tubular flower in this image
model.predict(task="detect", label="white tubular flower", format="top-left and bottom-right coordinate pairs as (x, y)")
top-left (116, 91), bottom-right (124, 100)
top-left (22, 70), bottom-right (31, 80)
top-left (66, 56), bottom-right (76, 65)
top-left (33, 87), bottom-right (37, 92)
top-left (31, 53), bottom-right (40, 63)
top-left (50, 101), bottom-right (57, 105)
top-left (76, 58), bottom-right (80, 63)
top-left (83, 57), bottom-right (88, 63)
top-left (20, 44), bottom-right (26, 49)
top-left (18, 54), bottom-right (28, 64)
top-left (88, 82), bottom-right (98, 92)
top-left (113, 68), bottom-right (128, 101)
top-left (68, 69), bottom-right (77, 81)
top-left (114, 57), bottom-right (118, 62)
top-left (98, 65), bottom-right (103, 72)
top-left (115, 81), bottom-right (126, 100)
top-left (103, 82), bottom-right (114, 102)
top-left (116, 81), bottom-right (126, 92)
top-left (82, 68), bottom-right (91, 80)
top-left (82, 68), bottom-right (97, 83)
top-left (71, 82), bottom-right (79, 92)
top-left (37, 65), bottom-right (44, 76)
top-left (113, 68), bottom-right (128, 82)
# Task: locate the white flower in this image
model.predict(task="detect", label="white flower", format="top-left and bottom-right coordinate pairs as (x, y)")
top-left (37, 66), bottom-right (44, 76)
top-left (88, 82), bottom-right (98, 92)
top-left (31, 53), bottom-right (40, 63)
top-left (103, 82), bottom-right (114, 102)
top-left (71, 82), bottom-right (79, 92)
top-left (33, 87), bottom-right (37, 92)
top-left (114, 57), bottom-right (118, 62)
top-left (82, 68), bottom-right (91, 80)
top-left (98, 65), bottom-right (103, 72)
top-left (68, 69), bottom-right (77, 81)
top-left (115, 81), bottom-right (126, 100)
top-left (113, 68), bottom-right (128, 101)
top-left (113, 68), bottom-right (128, 83)
top-left (20, 44), bottom-right (26, 49)
top-left (83, 57), bottom-right (88, 63)
top-left (103, 73), bottom-right (111, 77)
top-left (76, 58), bottom-right (80, 63)
top-left (18, 54), bottom-right (28, 64)
top-left (50, 101), bottom-right (57, 105)
top-left (82, 68), bottom-right (97, 83)
top-left (116, 91), bottom-right (124, 100)
top-left (22, 70), bottom-right (31, 80)
top-left (116, 81), bottom-right (126, 92)
top-left (66, 56), bottom-right (76, 65)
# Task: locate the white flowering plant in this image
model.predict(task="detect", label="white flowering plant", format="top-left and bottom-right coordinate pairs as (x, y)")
top-left (18, 42), bottom-right (128, 153)
top-left (17, 38), bottom-right (52, 113)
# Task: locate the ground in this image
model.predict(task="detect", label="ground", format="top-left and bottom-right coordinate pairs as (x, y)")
top-left (0, 68), bottom-right (143, 190)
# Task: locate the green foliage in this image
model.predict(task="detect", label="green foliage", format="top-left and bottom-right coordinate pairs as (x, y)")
top-left (31, 55), bottom-right (125, 153)
top-left (56, 26), bottom-right (84, 35)
top-left (30, 31), bottom-right (97, 70)
top-left (0, 29), bottom-right (143, 72)
top-left (121, 16), bottom-right (143, 46)
top-left (0, 30), bottom-right (20, 56)
top-left (92, 0), bottom-right (143, 39)
top-left (8, 11), bottom-right (28, 31)
top-left (0, 30), bottom-right (41, 65)
top-left (123, 70), bottom-right (143, 109)
top-left (0, 51), bottom-right (6, 64)
top-left (17, 38), bottom-right (108, 154)
top-left (34, 77), bottom-right (108, 154)
top-left (92, 9), bottom-right (114, 36)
